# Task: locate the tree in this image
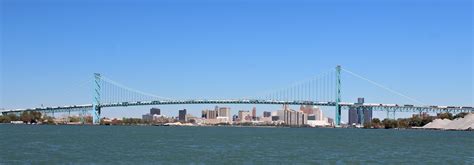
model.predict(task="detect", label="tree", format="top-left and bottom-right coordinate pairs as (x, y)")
top-left (0, 114), bottom-right (20, 123)
top-left (20, 112), bottom-right (33, 123)
top-left (397, 118), bottom-right (409, 128)
top-left (408, 116), bottom-right (423, 127)
top-left (30, 111), bottom-right (42, 121)
top-left (8, 114), bottom-right (19, 121)
top-left (437, 112), bottom-right (453, 120)
top-left (42, 116), bottom-right (55, 125)
top-left (382, 119), bottom-right (398, 129)
top-left (0, 115), bottom-right (10, 123)
top-left (454, 112), bottom-right (469, 119)
top-left (371, 118), bottom-right (382, 128)
top-left (69, 116), bottom-right (81, 122)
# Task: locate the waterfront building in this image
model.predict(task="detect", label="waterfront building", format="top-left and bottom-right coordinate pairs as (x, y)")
top-left (348, 107), bottom-right (358, 125)
top-left (238, 110), bottom-right (251, 122)
top-left (300, 105), bottom-right (322, 120)
top-left (179, 109), bottom-right (187, 122)
top-left (300, 105), bottom-right (314, 115)
top-left (260, 116), bottom-right (272, 122)
top-left (307, 117), bottom-right (331, 127)
top-left (218, 107), bottom-right (230, 117)
top-left (202, 110), bottom-right (208, 119)
top-left (314, 107), bottom-right (323, 120)
top-left (252, 107), bottom-right (257, 120)
top-left (185, 114), bottom-right (197, 123)
top-left (202, 109), bottom-right (218, 119)
top-left (150, 108), bottom-right (161, 116)
top-left (142, 114), bottom-right (153, 122)
top-left (283, 109), bottom-right (306, 127)
top-left (348, 98), bottom-right (372, 126)
top-left (271, 116), bottom-right (279, 121)
top-left (217, 107), bottom-right (231, 123)
top-left (208, 110), bottom-right (217, 119)
top-left (263, 111), bottom-right (271, 118)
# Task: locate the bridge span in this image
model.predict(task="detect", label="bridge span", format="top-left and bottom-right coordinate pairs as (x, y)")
top-left (2, 66), bottom-right (473, 125)
top-left (3, 99), bottom-right (472, 116)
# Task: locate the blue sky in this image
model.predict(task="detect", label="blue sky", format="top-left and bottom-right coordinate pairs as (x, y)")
top-left (1, 0), bottom-right (472, 120)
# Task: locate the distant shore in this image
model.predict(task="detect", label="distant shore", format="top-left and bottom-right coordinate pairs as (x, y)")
top-left (2, 123), bottom-right (473, 131)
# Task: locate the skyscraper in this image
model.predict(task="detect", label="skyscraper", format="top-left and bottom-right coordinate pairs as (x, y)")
top-left (217, 107), bottom-right (231, 123)
top-left (179, 109), bottom-right (187, 122)
top-left (284, 109), bottom-right (306, 127)
top-left (218, 107), bottom-right (230, 118)
top-left (238, 110), bottom-right (251, 122)
top-left (252, 107), bottom-right (257, 120)
top-left (263, 111), bottom-right (271, 118)
top-left (207, 110), bottom-right (217, 119)
top-left (300, 105), bottom-right (314, 115)
top-left (150, 108), bottom-right (161, 116)
top-left (348, 98), bottom-right (372, 126)
top-left (348, 107), bottom-right (359, 125)
top-left (202, 110), bottom-right (208, 119)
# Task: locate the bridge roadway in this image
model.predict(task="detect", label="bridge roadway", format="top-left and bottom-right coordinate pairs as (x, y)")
top-left (2, 99), bottom-right (473, 115)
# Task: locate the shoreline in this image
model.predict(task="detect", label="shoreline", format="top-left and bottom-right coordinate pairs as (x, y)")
top-left (2, 123), bottom-right (472, 131)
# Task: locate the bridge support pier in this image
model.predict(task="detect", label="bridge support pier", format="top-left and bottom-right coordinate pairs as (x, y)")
top-left (92, 73), bottom-right (102, 125)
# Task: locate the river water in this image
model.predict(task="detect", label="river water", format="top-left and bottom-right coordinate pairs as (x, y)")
top-left (0, 125), bottom-right (472, 164)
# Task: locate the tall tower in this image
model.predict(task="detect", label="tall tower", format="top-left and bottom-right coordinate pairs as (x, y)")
top-left (335, 65), bottom-right (342, 126)
top-left (92, 73), bottom-right (102, 125)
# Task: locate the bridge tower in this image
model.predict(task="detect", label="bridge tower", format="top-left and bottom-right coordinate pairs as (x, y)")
top-left (92, 73), bottom-right (102, 125)
top-left (335, 65), bottom-right (342, 126)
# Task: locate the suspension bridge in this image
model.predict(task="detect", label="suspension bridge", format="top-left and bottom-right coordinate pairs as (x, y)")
top-left (1, 66), bottom-right (473, 126)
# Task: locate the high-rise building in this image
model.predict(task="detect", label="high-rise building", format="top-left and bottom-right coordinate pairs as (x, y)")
top-left (277, 110), bottom-right (285, 122)
top-left (218, 107), bottom-right (230, 118)
top-left (217, 107), bottom-right (231, 123)
top-left (300, 105), bottom-right (314, 115)
top-left (348, 107), bottom-right (359, 125)
top-left (178, 109), bottom-right (187, 122)
top-left (363, 109), bottom-right (373, 124)
top-left (271, 116), bottom-right (280, 121)
top-left (313, 107), bottom-right (323, 120)
top-left (202, 110), bottom-right (208, 119)
top-left (300, 105), bottom-right (323, 120)
top-left (283, 109), bottom-right (306, 127)
top-left (348, 98), bottom-right (372, 126)
top-left (150, 108), bottom-right (161, 116)
top-left (238, 110), bottom-right (251, 122)
top-left (208, 110), bottom-right (217, 119)
top-left (252, 107), bottom-right (257, 120)
top-left (263, 111), bottom-right (271, 118)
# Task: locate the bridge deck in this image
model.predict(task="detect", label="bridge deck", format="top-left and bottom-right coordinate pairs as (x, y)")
top-left (2, 100), bottom-right (473, 115)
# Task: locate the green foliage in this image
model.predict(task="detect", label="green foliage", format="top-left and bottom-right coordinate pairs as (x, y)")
top-left (370, 118), bottom-right (382, 128)
top-left (42, 116), bottom-right (55, 125)
top-left (437, 113), bottom-right (454, 120)
top-left (69, 116), bottom-right (81, 122)
top-left (382, 119), bottom-right (398, 129)
top-left (20, 111), bottom-right (42, 123)
top-left (0, 114), bottom-right (20, 123)
top-left (122, 118), bottom-right (144, 125)
top-left (0, 115), bottom-right (11, 123)
top-left (454, 112), bottom-right (468, 119)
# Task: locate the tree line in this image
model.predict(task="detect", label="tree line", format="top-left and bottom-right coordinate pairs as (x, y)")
top-left (364, 112), bottom-right (470, 129)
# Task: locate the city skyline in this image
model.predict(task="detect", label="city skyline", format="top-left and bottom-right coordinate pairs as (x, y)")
top-left (1, 0), bottom-right (473, 121)
top-left (1, 1), bottom-right (472, 164)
